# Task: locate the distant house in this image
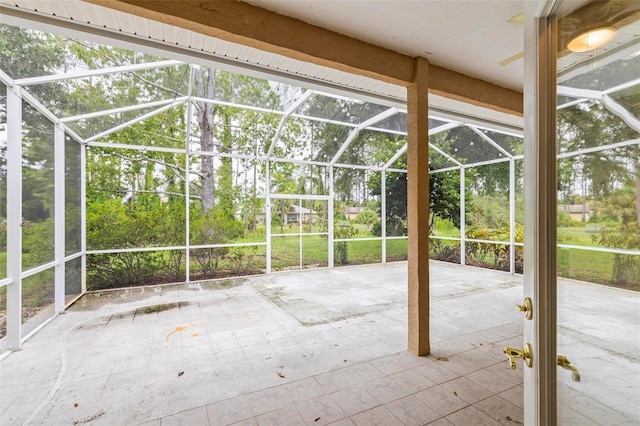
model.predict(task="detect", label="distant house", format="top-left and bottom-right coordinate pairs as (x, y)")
top-left (254, 204), bottom-right (315, 224)
top-left (558, 204), bottom-right (590, 222)
top-left (345, 206), bottom-right (365, 220)
top-left (286, 205), bottom-right (313, 224)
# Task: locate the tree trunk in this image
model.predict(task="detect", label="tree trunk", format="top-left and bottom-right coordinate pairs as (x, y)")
top-left (195, 67), bottom-right (216, 212)
top-left (218, 111), bottom-right (234, 220)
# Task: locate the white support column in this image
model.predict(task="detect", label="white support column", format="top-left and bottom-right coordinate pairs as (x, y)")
top-left (80, 143), bottom-right (87, 293)
top-left (381, 170), bottom-right (387, 263)
top-left (298, 197), bottom-right (303, 271)
top-left (328, 166), bottom-right (334, 268)
top-left (185, 150), bottom-right (191, 285)
top-left (460, 167), bottom-right (466, 267)
top-left (54, 124), bottom-right (65, 313)
top-left (185, 68), bottom-right (194, 286)
top-left (266, 162), bottom-right (272, 273)
top-left (6, 85), bottom-right (23, 349)
top-left (509, 159), bottom-right (516, 274)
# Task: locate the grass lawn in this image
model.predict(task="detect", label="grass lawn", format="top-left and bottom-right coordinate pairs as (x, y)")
top-left (2, 225), bottom-right (636, 340)
top-left (429, 224), bottom-right (639, 289)
top-left (270, 234), bottom-right (405, 270)
top-left (2, 224), bottom-right (637, 320)
top-left (386, 239), bottom-right (409, 261)
top-left (0, 266), bottom-right (55, 339)
top-left (0, 252), bottom-right (55, 313)
top-left (336, 240), bottom-right (382, 266)
top-left (557, 226), bottom-right (600, 247)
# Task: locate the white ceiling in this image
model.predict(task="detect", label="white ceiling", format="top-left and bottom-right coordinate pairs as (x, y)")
top-left (0, 0), bottom-right (531, 131)
top-left (3, 0), bottom-right (638, 141)
top-left (246, 0), bottom-right (527, 92)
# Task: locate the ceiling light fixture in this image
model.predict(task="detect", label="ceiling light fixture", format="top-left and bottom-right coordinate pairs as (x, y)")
top-left (567, 27), bottom-right (617, 52)
top-left (508, 13), bottom-right (524, 24)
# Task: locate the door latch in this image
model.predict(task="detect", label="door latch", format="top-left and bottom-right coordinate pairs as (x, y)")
top-left (503, 343), bottom-right (533, 369)
top-left (557, 355), bottom-right (581, 382)
top-left (516, 297), bottom-right (533, 320)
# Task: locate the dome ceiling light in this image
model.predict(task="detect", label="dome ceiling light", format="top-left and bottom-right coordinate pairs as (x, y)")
top-left (566, 27), bottom-right (617, 52)
top-left (559, 1), bottom-right (640, 55)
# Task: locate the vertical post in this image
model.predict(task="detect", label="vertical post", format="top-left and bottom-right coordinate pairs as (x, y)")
top-left (524, 2), bottom-right (557, 423)
top-left (407, 57), bottom-right (430, 356)
top-left (381, 170), bottom-right (386, 263)
top-left (80, 143), bottom-right (87, 293)
top-left (54, 124), bottom-right (65, 313)
top-left (460, 167), bottom-right (466, 266)
top-left (509, 159), bottom-right (516, 274)
top-left (185, 147), bottom-right (191, 285)
top-left (6, 85), bottom-right (22, 349)
top-left (298, 197), bottom-right (303, 270)
top-left (266, 162), bottom-right (271, 273)
top-left (185, 67), bottom-right (193, 286)
top-left (328, 166), bottom-right (334, 268)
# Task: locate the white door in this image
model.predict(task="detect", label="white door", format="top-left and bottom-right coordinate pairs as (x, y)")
top-left (522, 2), bottom-right (640, 424)
top-left (267, 194), bottom-right (331, 272)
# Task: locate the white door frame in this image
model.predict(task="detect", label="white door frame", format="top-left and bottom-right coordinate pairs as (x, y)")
top-left (267, 193), bottom-right (331, 273)
top-left (523, 1), bottom-right (559, 423)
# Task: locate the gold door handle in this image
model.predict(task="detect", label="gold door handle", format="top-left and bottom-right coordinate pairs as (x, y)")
top-left (557, 355), bottom-right (580, 382)
top-left (503, 343), bottom-right (533, 369)
top-left (516, 297), bottom-right (533, 320)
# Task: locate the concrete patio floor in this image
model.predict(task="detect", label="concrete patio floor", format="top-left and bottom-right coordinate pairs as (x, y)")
top-left (0, 261), bottom-right (638, 425)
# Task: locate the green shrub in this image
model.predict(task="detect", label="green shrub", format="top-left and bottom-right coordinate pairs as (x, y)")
top-left (429, 239), bottom-right (461, 264)
top-left (190, 207), bottom-right (245, 279)
top-left (370, 218), bottom-right (406, 237)
top-left (433, 216), bottom-right (457, 235)
top-left (355, 210), bottom-right (378, 225)
top-left (593, 224), bottom-right (640, 287)
top-left (334, 223), bottom-right (357, 265)
top-left (557, 211), bottom-right (581, 227)
top-left (86, 198), bottom-right (188, 289)
top-left (464, 223), bottom-right (524, 273)
top-left (22, 219), bottom-right (54, 269)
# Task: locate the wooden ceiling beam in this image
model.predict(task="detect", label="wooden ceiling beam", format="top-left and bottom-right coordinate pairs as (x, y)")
top-left (84, 0), bottom-right (523, 115)
top-left (430, 65), bottom-right (523, 116)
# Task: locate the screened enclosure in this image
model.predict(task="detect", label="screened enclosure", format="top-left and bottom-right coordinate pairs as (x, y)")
top-left (0, 22), bottom-right (638, 348)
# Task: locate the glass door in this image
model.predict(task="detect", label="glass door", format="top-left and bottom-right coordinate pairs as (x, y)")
top-left (522, 1), bottom-right (640, 423)
top-left (554, 4), bottom-right (640, 425)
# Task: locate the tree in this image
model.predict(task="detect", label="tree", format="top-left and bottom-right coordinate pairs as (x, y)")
top-left (1, 26), bottom-right (69, 265)
top-left (557, 101), bottom-right (639, 221)
top-left (430, 169), bottom-right (464, 232)
top-left (368, 158), bottom-right (474, 237)
top-left (0, 25), bottom-right (66, 102)
top-left (600, 184), bottom-right (638, 226)
top-left (194, 67), bottom-right (216, 211)
top-left (303, 95), bottom-right (402, 201)
top-left (272, 198), bottom-right (293, 232)
top-left (193, 70), bottom-right (282, 219)
top-left (369, 168), bottom-right (407, 236)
